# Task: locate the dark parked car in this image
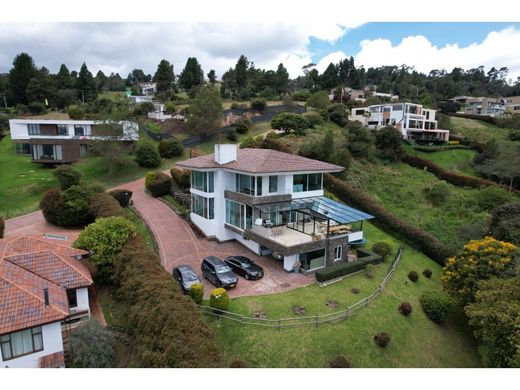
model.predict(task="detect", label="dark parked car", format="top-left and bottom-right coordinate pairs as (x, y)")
top-left (172, 265), bottom-right (201, 293)
top-left (225, 256), bottom-right (264, 280)
top-left (201, 256), bottom-right (238, 289)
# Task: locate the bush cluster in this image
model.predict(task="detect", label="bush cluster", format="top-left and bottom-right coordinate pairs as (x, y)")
top-left (408, 271), bottom-right (419, 283)
top-left (234, 119), bottom-right (252, 134)
top-left (89, 192), bottom-right (127, 219)
top-left (135, 140), bottom-right (161, 168)
top-left (69, 319), bottom-right (115, 368)
top-left (226, 128), bottom-right (238, 141)
top-left (113, 236), bottom-right (221, 367)
top-left (420, 290), bottom-right (453, 324)
top-left (315, 248), bottom-right (382, 282)
top-left (145, 172), bottom-right (172, 197)
top-left (158, 138), bottom-right (184, 159)
top-left (109, 189), bottom-right (133, 207)
top-left (170, 168), bottom-right (190, 190)
top-left (373, 332), bottom-right (391, 348)
top-left (209, 288), bottom-right (230, 311)
top-left (329, 355), bottom-right (351, 368)
top-left (371, 241), bottom-right (393, 262)
top-left (250, 98), bottom-right (267, 111)
top-left (53, 165), bottom-right (82, 190)
top-left (398, 302), bottom-right (413, 316)
top-left (188, 283), bottom-right (204, 305)
top-left (423, 181), bottom-right (451, 206)
top-left (40, 186), bottom-right (93, 227)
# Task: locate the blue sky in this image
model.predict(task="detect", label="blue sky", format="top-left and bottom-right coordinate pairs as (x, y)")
top-left (310, 22), bottom-right (520, 63)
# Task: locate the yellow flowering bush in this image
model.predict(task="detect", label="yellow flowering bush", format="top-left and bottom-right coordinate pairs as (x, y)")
top-left (442, 236), bottom-right (518, 305)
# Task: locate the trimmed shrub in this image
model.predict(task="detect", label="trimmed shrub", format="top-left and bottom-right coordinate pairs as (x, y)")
top-left (423, 269), bottom-right (433, 279)
top-left (188, 283), bottom-right (204, 305)
top-left (145, 172), bottom-right (172, 197)
top-left (86, 181), bottom-right (106, 194)
top-left (423, 181), bottom-right (450, 206)
top-left (234, 119), bottom-right (252, 134)
top-left (420, 290), bottom-right (453, 324)
top-left (135, 140), bottom-right (161, 168)
top-left (329, 355), bottom-right (351, 368)
top-left (372, 241), bottom-right (393, 262)
top-left (89, 192), bottom-right (126, 219)
top-left (398, 302), bottom-right (413, 316)
top-left (226, 128), bottom-right (237, 141)
top-left (70, 319), bottom-right (115, 368)
top-left (164, 101), bottom-right (176, 113)
top-left (229, 360), bottom-right (247, 368)
top-left (0, 217), bottom-right (4, 239)
top-left (373, 332), bottom-right (391, 348)
top-left (53, 165), bottom-right (82, 190)
top-left (40, 185), bottom-right (93, 227)
top-left (68, 104), bottom-right (85, 120)
top-left (170, 168), bottom-right (190, 190)
top-left (408, 271), bottom-right (419, 283)
top-left (158, 138), bottom-right (184, 159)
top-left (209, 288), bottom-right (230, 311)
top-left (303, 111), bottom-right (324, 127)
top-left (315, 248), bottom-right (381, 282)
top-left (250, 98), bottom-right (267, 111)
top-left (113, 236), bottom-right (221, 367)
top-left (109, 189), bottom-right (133, 207)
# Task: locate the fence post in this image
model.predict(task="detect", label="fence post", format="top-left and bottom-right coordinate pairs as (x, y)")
top-left (315, 315), bottom-right (319, 328)
top-left (277, 319), bottom-right (281, 331)
top-left (345, 308), bottom-right (349, 319)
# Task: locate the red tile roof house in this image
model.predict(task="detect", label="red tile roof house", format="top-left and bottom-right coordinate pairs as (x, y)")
top-left (176, 145), bottom-right (374, 273)
top-left (0, 236), bottom-right (92, 368)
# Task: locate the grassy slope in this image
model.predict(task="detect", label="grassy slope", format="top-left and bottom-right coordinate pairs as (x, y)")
top-left (210, 222), bottom-right (481, 368)
top-left (450, 116), bottom-right (510, 142)
top-left (404, 144), bottom-right (477, 177)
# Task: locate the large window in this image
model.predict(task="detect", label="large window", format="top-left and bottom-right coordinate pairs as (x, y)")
top-left (191, 194), bottom-right (214, 219)
top-left (57, 125), bottom-right (68, 135)
top-left (269, 175), bottom-right (278, 193)
top-left (256, 176), bottom-right (262, 196)
top-left (1, 326), bottom-right (43, 361)
top-left (31, 144), bottom-right (62, 161)
top-left (74, 125), bottom-right (85, 136)
top-left (225, 200), bottom-right (252, 230)
top-left (191, 171), bottom-right (214, 193)
top-left (293, 173), bottom-right (322, 192)
top-left (235, 174), bottom-right (255, 195)
top-left (299, 249), bottom-right (326, 271)
top-left (27, 124), bottom-right (40, 135)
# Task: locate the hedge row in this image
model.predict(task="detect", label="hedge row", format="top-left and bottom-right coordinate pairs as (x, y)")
top-left (113, 236), bottom-right (221, 367)
top-left (170, 168), bottom-right (190, 191)
top-left (412, 145), bottom-right (471, 153)
top-left (401, 153), bottom-right (515, 194)
top-left (89, 192), bottom-right (127, 219)
top-left (109, 189), bottom-right (133, 207)
top-left (325, 174), bottom-right (453, 265)
top-left (315, 248), bottom-right (382, 282)
top-left (261, 138), bottom-right (453, 265)
top-left (0, 217), bottom-right (4, 239)
top-left (145, 172), bottom-right (172, 197)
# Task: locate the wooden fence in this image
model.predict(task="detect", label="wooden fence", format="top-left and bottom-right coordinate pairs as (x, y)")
top-left (199, 247), bottom-right (403, 329)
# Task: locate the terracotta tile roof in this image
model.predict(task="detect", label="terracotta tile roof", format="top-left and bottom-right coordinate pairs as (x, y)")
top-left (176, 148), bottom-right (344, 174)
top-left (0, 261), bottom-right (68, 335)
top-left (38, 351), bottom-right (65, 368)
top-left (2, 236), bottom-right (87, 259)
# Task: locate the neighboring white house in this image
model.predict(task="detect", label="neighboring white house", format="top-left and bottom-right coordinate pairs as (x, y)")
top-left (176, 145), bottom-right (374, 273)
top-left (9, 115), bottom-right (139, 163)
top-left (350, 102), bottom-right (449, 143)
top-left (129, 95), bottom-right (153, 104)
top-left (0, 235), bottom-right (93, 368)
top-left (137, 82), bottom-right (157, 95)
top-left (147, 103), bottom-right (172, 121)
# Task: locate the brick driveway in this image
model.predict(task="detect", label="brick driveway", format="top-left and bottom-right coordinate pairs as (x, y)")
top-left (118, 178), bottom-right (313, 298)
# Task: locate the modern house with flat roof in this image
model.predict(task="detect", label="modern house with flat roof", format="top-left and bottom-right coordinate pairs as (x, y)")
top-left (9, 114), bottom-right (139, 164)
top-left (463, 97), bottom-right (506, 117)
top-left (0, 235), bottom-right (93, 368)
top-left (176, 145), bottom-right (374, 273)
top-left (503, 96), bottom-right (520, 113)
top-left (350, 102), bottom-right (449, 143)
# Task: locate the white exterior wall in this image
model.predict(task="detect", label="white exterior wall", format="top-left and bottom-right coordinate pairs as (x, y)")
top-left (74, 287), bottom-right (90, 315)
top-left (0, 322), bottom-right (63, 368)
top-left (283, 254), bottom-right (299, 271)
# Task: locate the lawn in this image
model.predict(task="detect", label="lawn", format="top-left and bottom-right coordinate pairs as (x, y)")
top-left (208, 222), bottom-right (481, 368)
top-left (404, 144), bottom-right (478, 176)
top-left (450, 116), bottom-right (510, 143)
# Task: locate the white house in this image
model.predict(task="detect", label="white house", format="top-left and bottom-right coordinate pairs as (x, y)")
top-left (176, 145), bottom-right (374, 273)
top-left (0, 235), bottom-right (93, 368)
top-left (9, 115), bottom-right (139, 163)
top-left (350, 102), bottom-right (449, 143)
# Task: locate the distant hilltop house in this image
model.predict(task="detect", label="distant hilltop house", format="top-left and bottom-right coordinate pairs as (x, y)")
top-left (451, 95), bottom-right (518, 117)
top-left (503, 96), bottom-right (520, 113)
top-left (329, 86), bottom-right (399, 103)
top-left (137, 82), bottom-right (157, 96)
top-left (0, 235), bottom-right (93, 368)
top-left (129, 95), bottom-right (153, 104)
top-left (147, 103), bottom-right (173, 121)
top-left (350, 102), bottom-right (449, 143)
top-left (9, 113), bottom-right (139, 164)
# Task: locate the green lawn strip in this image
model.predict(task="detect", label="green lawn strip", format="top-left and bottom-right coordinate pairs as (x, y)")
top-left (143, 121), bottom-right (163, 134)
top-left (161, 194), bottom-right (189, 215)
top-left (450, 116), bottom-right (510, 143)
top-left (209, 222), bottom-right (481, 368)
top-left (403, 144), bottom-right (478, 177)
top-left (124, 207), bottom-right (156, 249)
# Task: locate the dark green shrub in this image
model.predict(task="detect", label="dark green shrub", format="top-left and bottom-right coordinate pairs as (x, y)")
top-left (250, 98), bottom-right (266, 111)
top-left (70, 319), bottom-right (115, 368)
top-left (315, 249), bottom-right (381, 282)
top-left (170, 168), bottom-right (190, 190)
top-left (271, 112), bottom-right (309, 135)
top-left (158, 138), bottom-right (184, 159)
top-left (299, 141), bottom-right (322, 160)
top-left (145, 172), bottom-right (172, 197)
top-left (86, 181), bottom-right (106, 194)
top-left (329, 355), bottom-right (351, 368)
top-left (306, 91), bottom-right (330, 109)
top-left (408, 271), bottom-right (419, 283)
top-left (475, 186), bottom-right (512, 211)
top-left (229, 359), bottom-right (247, 368)
top-left (235, 119), bottom-right (252, 134)
top-left (109, 189), bottom-right (133, 207)
top-left (53, 165), bottom-right (82, 190)
top-left (28, 102), bottom-right (44, 114)
top-left (40, 186), bottom-right (93, 227)
top-left (398, 302), bottom-right (413, 316)
top-left (373, 332), bottom-right (391, 348)
top-left (327, 103), bottom-right (348, 127)
top-left (420, 290), bottom-right (453, 324)
top-left (0, 217), bottom-right (4, 239)
top-left (188, 283), bottom-right (204, 305)
top-left (89, 192), bottom-right (126, 219)
top-left (226, 128), bottom-right (237, 141)
top-left (133, 102), bottom-right (155, 116)
top-left (508, 129), bottom-right (520, 141)
top-left (303, 112), bottom-right (324, 127)
top-left (423, 181), bottom-right (450, 206)
top-left (423, 269), bottom-right (433, 279)
top-left (489, 202), bottom-right (520, 245)
top-left (364, 263), bottom-right (375, 279)
top-left (164, 101), bottom-right (176, 113)
top-left (372, 241), bottom-right (393, 262)
top-left (209, 288), bottom-right (230, 311)
top-left (135, 140), bottom-right (161, 168)
top-left (240, 135), bottom-right (258, 148)
top-left (292, 90), bottom-right (310, 102)
top-left (375, 126), bottom-right (404, 162)
top-left (68, 105), bottom-right (85, 120)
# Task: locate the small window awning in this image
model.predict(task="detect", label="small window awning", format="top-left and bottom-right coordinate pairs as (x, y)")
top-left (256, 196), bottom-right (374, 224)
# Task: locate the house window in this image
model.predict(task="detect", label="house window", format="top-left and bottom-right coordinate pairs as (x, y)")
top-left (67, 289), bottom-right (78, 308)
top-left (256, 176), bottom-right (262, 196)
top-left (225, 200), bottom-right (252, 230)
top-left (74, 125), bottom-right (85, 136)
top-left (191, 171), bottom-right (214, 193)
top-left (235, 174), bottom-right (255, 195)
top-left (299, 249), bottom-right (326, 271)
top-left (15, 143), bottom-right (31, 155)
top-left (57, 125), bottom-right (68, 135)
top-left (334, 246), bottom-right (342, 261)
top-left (27, 124), bottom-right (40, 135)
top-left (293, 173), bottom-right (322, 192)
top-left (31, 144), bottom-right (62, 161)
top-left (191, 194), bottom-right (214, 219)
top-left (269, 176), bottom-right (278, 193)
top-left (0, 326), bottom-right (43, 361)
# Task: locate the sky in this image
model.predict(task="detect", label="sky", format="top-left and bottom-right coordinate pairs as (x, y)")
top-left (1, 22), bottom-right (520, 82)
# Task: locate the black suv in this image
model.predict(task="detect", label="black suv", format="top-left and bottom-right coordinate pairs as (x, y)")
top-left (225, 256), bottom-right (264, 280)
top-left (201, 256), bottom-right (238, 289)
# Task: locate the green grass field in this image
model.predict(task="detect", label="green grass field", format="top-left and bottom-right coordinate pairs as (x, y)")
top-left (197, 121), bottom-right (274, 153)
top-left (450, 116), bottom-right (510, 142)
top-left (404, 145), bottom-right (478, 176)
top-left (209, 222), bottom-right (481, 368)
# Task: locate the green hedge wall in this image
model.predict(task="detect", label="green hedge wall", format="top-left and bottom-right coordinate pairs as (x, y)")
top-left (315, 248), bottom-right (382, 282)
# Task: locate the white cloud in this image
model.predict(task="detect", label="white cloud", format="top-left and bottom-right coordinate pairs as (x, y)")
top-left (355, 27), bottom-right (520, 80)
top-left (315, 51), bottom-right (349, 73)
